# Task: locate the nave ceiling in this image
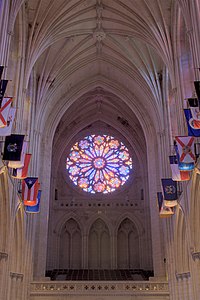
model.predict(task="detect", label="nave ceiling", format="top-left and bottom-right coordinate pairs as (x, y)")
top-left (11, 0), bottom-right (185, 146)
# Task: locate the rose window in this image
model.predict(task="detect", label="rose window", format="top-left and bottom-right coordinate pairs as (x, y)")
top-left (66, 134), bottom-right (132, 194)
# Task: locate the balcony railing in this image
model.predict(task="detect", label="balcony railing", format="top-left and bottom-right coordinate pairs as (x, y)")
top-left (30, 281), bottom-right (169, 297)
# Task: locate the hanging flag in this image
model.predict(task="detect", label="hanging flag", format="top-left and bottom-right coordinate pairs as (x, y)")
top-left (174, 143), bottom-right (195, 171)
top-left (157, 192), bottom-right (174, 218)
top-left (187, 98), bottom-right (200, 129)
top-left (3, 134), bottom-right (25, 161)
top-left (0, 66), bottom-right (4, 81)
top-left (169, 155), bottom-right (190, 181)
top-left (22, 177), bottom-right (39, 206)
top-left (12, 154), bottom-right (32, 179)
top-left (161, 178), bottom-right (178, 207)
top-left (0, 80), bottom-right (8, 106)
top-left (25, 190), bottom-right (41, 213)
top-left (184, 109), bottom-right (200, 137)
top-left (0, 97), bottom-right (12, 128)
top-left (175, 136), bottom-right (196, 163)
top-left (8, 141), bottom-right (27, 169)
top-left (194, 81), bottom-right (200, 101)
top-left (0, 107), bottom-right (16, 136)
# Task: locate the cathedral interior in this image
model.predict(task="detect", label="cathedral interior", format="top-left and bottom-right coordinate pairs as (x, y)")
top-left (0, 0), bottom-right (200, 299)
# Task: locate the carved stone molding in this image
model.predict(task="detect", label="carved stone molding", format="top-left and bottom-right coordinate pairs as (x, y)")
top-left (175, 272), bottom-right (191, 280)
top-left (30, 281), bottom-right (169, 296)
top-left (191, 251), bottom-right (200, 261)
top-left (0, 252), bottom-right (8, 261)
top-left (10, 272), bottom-right (24, 281)
top-left (93, 29), bottom-right (106, 42)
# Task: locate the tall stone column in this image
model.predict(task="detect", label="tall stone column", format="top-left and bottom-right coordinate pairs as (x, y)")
top-left (9, 273), bottom-right (23, 300)
top-left (0, 252), bottom-right (8, 299)
top-left (82, 234), bottom-right (88, 269)
top-left (191, 252), bottom-right (200, 298)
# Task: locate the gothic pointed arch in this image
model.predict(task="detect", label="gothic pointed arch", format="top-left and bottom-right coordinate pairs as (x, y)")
top-left (88, 218), bottom-right (111, 269)
top-left (117, 217), bottom-right (140, 269)
top-left (59, 218), bottom-right (82, 269)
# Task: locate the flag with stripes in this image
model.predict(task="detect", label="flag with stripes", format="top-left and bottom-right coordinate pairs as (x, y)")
top-left (22, 177), bottom-right (39, 206)
top-left (0, 97), bottom-right (12, 128)
top-left (169, 155), bottom-right (190, 181)
top-left (12, 154), bottom-right (31, 179)
top-left (8, 141), bottom-right (27, 169)
top-left (25, 190), bottom-right (41, 213)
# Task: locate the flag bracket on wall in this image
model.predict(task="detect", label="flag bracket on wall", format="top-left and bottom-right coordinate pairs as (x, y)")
top-left (17, 181), bottom-right (22, 194)
top-left (177, 182), bottom-right (183, 196)
top-left (195, 142), bottom-right (200, 158)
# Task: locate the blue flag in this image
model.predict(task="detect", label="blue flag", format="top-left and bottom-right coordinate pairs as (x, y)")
top-left (3, 134), bottom-right (25, 161)
top-left (25, 190), bottom-right (41, 213)
top-left (161, 178), bottom-right (178, 200)
top-left (184, 109), bottom-right (200, 137)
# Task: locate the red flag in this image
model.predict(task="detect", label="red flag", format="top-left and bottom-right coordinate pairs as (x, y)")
top-left (22, 177), bottom-right (40, 206)
top-left (175, 136), bottom-right (196, 163)
top-left (0, 107), bottom-right (16, 136)
top-left (0, 97), bottom-right (12, 127)
top-left (12, 154), bottom-right (31, 179)
top-left (169, 156), bottom-right (190, 181)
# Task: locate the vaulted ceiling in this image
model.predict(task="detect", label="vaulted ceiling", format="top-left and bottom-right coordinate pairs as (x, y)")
top-left (20, 1), bottom-right (176, 132)
top-left (13, 0), bottom-right (186, 170)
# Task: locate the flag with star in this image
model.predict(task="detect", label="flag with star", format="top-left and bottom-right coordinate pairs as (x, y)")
top-left (22, 177), bottom-right (39, 206)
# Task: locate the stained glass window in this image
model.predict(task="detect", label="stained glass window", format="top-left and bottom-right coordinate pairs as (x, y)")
top-left (66, 134), bottom-right (132, 194)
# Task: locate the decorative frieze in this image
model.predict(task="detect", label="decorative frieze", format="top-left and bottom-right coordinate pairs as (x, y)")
top-left (30, 281), bottom-right (169, 296)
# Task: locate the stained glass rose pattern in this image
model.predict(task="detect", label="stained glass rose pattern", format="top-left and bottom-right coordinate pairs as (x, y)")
top-left (66, 135), bottom-right (132, 194)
